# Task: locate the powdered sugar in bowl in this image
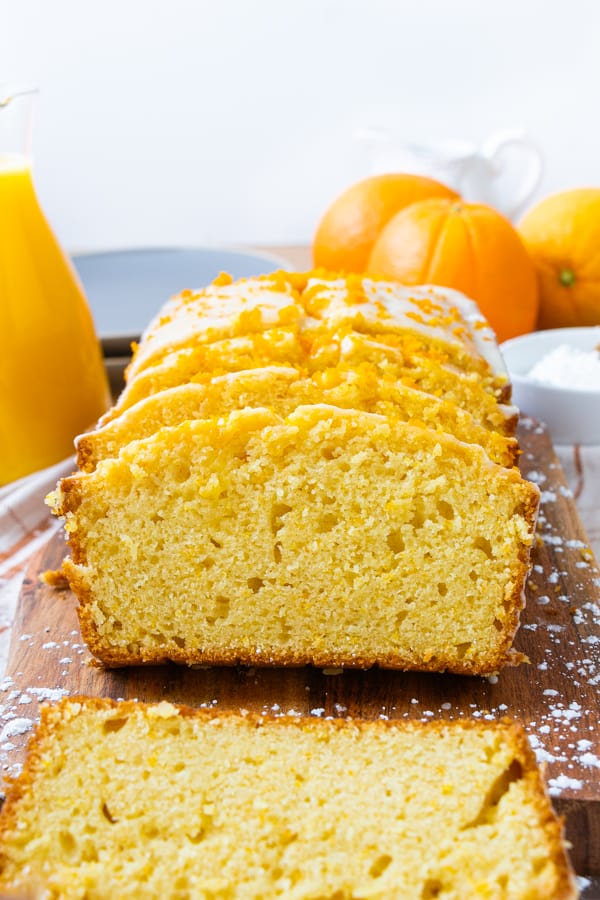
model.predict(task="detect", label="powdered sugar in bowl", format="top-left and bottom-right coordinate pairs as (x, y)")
top-left (501, 327), bottom-right (600, 445)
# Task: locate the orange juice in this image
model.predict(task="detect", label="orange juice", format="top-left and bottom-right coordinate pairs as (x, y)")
top-left (0, 154), bottom-right (110, 483)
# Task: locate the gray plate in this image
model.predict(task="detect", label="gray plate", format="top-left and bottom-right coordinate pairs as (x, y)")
top-left (72, 246), bottom-right (289, 357)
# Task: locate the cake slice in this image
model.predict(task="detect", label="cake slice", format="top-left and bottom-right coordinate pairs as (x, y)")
top-left (49, 405), bottom-right (538, 672)
top-left (76, 365), bottom-right (519, 472)
top-left (0, 698), bottom-right (577, 899)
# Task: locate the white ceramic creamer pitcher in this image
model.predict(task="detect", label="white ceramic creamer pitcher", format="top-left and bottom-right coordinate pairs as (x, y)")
top-left (355, 128), bottom-right (543, 221)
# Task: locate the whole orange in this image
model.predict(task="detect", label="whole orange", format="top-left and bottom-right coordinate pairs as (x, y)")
top-left (367, 198), bottom-right (539, 343)
top-left (312, 173), bottom-right (458, 273)
top-left (518, 188), bottom-right (600, 329)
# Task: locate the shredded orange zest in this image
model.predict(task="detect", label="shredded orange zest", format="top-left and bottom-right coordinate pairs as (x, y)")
top-left (212, 272), bottom-right (234, 287)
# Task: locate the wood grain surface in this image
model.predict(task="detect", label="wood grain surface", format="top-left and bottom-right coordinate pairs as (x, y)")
top-left (1, 419), bottom-right (599, 875)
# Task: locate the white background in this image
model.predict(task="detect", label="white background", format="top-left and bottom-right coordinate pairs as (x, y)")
top-left (2, 0), bottom-right (600, 251)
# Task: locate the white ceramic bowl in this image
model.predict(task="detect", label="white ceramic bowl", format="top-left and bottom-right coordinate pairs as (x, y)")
top-left (501, 327), bottom-right (600, 445)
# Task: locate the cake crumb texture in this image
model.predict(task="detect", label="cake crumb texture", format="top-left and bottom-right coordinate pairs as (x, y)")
top-left (0, 698), bottom-right (577, 899)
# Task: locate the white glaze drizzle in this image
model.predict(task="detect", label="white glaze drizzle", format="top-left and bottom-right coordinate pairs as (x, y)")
top-left (128, 275), bottom-right (509, 389)
top-left (127, 277), bottom-right (302, 378)
top-left (304, 277), bottom-right (507, 379)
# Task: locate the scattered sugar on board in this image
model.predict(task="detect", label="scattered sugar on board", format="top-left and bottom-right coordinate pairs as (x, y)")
top-left (547, 774), bottom-right (584, 796)
top-left (0, 718), bottom-right (33, 742)
top-left (580, 752), bottom-right (600, 768)
top-left (528, 344), bottom-right (600, 390)
top-left (526, 470), bottom-right (547, 484)
top-left (489, 472), bottom-right (600, 795)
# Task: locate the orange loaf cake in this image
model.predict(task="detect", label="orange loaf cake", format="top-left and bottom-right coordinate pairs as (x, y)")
top-left (49, 271), bottom-right (538, 673)
top-left (0, 698), bottom-right (577, 899)
top-left (50, 405), bottom-right (538, 672)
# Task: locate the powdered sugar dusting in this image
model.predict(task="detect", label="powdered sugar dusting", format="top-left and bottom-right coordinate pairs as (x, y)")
top-left (547, 774), bottom-right (584, 796)
top-left (0, 621), bottom-right (85, 781)
top-left (0, 718), bottom-right (33, 742)
top-left (528, 344), bottom-right (600, 391)
top-left (512, 453), bottom-right (600, 800)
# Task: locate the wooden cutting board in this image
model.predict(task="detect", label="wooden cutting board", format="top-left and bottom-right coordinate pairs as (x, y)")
top-left (1, 419), bottom-right (599, 875)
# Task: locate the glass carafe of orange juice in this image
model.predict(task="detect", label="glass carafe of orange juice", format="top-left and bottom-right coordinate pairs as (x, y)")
top-left (0, 87), bottom-right (110, 484)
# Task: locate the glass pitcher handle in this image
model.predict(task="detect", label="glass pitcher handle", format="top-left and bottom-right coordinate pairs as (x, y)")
top-left (481, 130), bottom-right (543, 220)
